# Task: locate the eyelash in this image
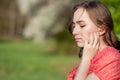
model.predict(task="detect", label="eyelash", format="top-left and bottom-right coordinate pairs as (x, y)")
top-left (80, 25), bottom-right (85, 28)
top-left (72, 24), bottom-right (85, 29)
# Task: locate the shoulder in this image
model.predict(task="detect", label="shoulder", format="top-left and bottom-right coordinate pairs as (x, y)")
top-left (91, 46), bottom-right (120, 63)
top-left (89, 46), bottom-right (120, 80)
top-left (90, 46), bottom-right (120, 68)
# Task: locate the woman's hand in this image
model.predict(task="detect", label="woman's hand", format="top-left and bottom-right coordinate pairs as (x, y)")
top-left (82, 32), bottom-right (100, 60)
top-left (74, 32), bottom-right (100, 80)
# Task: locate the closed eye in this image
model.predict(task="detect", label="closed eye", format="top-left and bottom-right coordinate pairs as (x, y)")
top-left (80, 25), bottom-right (85, 28)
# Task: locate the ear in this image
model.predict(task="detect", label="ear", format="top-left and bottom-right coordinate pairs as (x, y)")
top-left (97, 27), bottom-right (106, 36)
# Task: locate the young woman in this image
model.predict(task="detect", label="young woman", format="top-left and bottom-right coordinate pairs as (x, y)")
top-left (67, 1), bottom-right (120, 80)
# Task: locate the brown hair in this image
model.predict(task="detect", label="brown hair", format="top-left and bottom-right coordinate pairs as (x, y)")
top-left (69, 0), bottom-right (120, 52)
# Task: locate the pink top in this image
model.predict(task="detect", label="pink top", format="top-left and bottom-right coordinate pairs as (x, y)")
top-left (67, 46), bottom-right (120, 80)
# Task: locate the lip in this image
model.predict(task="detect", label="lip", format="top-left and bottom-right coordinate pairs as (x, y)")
top-left (75, 38), bottom-right (82, 42)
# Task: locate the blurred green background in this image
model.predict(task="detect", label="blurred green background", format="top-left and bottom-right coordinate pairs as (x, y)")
top-left (0, 0), bottom-right (120, 80)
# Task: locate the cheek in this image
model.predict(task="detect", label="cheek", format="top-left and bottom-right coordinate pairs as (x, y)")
top-left (82, 26), bottom-right (97, 41)
top-left (83, 31), bottom-right (94, 40)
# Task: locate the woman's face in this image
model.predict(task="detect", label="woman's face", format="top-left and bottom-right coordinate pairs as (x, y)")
top-left (72, 8), bottom-right (98, 47)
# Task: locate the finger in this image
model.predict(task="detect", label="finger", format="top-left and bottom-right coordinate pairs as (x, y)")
top-left (93, 32), bottom-right (99, 47)
top-left (84, 39), bottom-right (88, 47)
top-left (89, 33), bottom-right (94, 46)
top-left (96, 40), bottom-right (100, 49)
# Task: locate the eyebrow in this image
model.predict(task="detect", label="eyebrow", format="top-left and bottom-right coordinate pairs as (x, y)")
top-left (72, 20), bottom-right (85, 24)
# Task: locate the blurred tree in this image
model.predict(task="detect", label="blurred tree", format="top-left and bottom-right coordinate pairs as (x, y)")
top-left (0, 0), bottom-right (27, 39)
top-left (23, 0), bottom-right (74, 42)
top-left (101, 0), bottom-right (120, 37)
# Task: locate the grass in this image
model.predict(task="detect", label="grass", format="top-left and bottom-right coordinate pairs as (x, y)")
top-left (0, 40), bottom-right (79, 80)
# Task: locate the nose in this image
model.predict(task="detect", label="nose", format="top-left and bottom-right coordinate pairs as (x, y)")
top-left (72, 25), bottom-right (80, 35)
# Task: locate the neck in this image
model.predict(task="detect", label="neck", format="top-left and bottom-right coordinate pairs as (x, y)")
top-left (99, 37), bottom-right (108, 51)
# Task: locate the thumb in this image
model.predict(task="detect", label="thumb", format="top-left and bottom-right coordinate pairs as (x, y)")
top-left (84, 40), bottom-right (88, 47)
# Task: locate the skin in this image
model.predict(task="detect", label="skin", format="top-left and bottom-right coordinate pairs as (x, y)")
top-left (72, 8), bottom-right (108, 80)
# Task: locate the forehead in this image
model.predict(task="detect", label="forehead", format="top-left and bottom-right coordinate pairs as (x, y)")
top-left (73, 8), bottom-right (90, 23)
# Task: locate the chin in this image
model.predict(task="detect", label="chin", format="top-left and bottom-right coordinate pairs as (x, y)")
top-left (76, 42), bottom-right (84, 48)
